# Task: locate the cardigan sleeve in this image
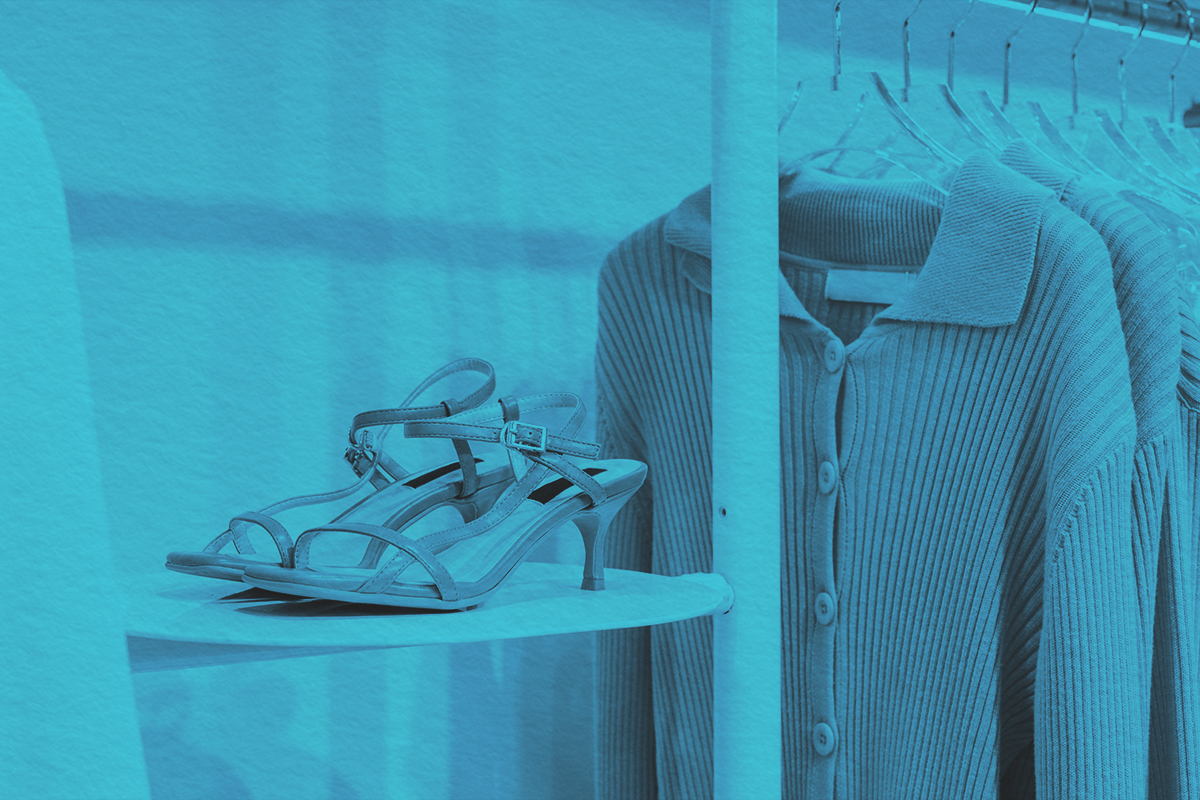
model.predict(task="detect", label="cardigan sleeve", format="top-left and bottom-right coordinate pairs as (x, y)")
top-left (594, 235), bottom-right (658, 800)
top-left (1153, 399), bottom-right (1200, 800)
top-left (1157, 306), bottom-right (1200, 799)
top-left (1037, 451), bottom-right (1142, 798)
top-left (1033, 218), bottom-right (1144, 799)
top-left (1052, 183), bottom-right (1195, 798)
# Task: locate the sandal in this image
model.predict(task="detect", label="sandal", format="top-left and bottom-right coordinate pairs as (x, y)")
top-left (165, 358), bottom-right (515, 582)
top-left (240, 392), bottom-right (647, 609)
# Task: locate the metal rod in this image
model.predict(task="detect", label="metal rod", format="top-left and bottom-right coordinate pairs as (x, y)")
top-left (1071, 0), bottom-right (1093, 115)
top-left (948, 0), bottom-right (978, 91)
top-left (1004, 0), bottom-right (1039, 108)
top-left (833, 0), bottom-right (842, 89)
top-left (903, 0), bottom-right (924, 100)
top-left (983, 0), bottom-right (1198, 42)
top-left (711, 0), bottom-right (781, 797)
top-left (1168, 0), bottom-right (1195, 122)
top-left (1119, 3), bottom-right (1149, 126)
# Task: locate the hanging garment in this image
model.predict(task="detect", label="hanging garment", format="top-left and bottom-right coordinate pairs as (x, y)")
top-left (0, 71), bottom-right (149, 798)
top-left (998, 140), bottom-right (1200, 800)
top-left (595, 151), bottom-right (1147, 799)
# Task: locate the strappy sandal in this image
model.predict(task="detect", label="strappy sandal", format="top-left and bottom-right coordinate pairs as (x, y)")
top-left (165, 358), bottom-right (515, 582)
top-left (240, 393), bottom-right (647, 610)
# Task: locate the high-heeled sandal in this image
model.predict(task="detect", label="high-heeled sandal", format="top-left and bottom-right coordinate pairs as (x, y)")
top-left (165, 358), bottom-right (515, 582)
top-left (240, 393), bottom-right (647, 609)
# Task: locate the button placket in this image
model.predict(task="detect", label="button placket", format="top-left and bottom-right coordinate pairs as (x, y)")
top-left (809, 334), bottom-right (844, 787)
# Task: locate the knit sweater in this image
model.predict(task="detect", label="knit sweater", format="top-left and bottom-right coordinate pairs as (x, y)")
top-left (595, 151), bottom-right (1145, 799)
top-left (999, 140), bottom-right (1199, 799)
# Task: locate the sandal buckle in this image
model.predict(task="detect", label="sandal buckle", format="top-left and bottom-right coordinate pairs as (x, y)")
top-left (501, 421), bottom-right (548, 454)
top-left (344, 431), bottom-right (375, 474)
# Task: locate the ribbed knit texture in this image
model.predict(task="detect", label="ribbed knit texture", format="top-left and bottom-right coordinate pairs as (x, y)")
top-left (1001, 140), bottom-right (1198, 800)
top-left (595, 152), bottom-right (1144, 799)
top-left (596, 215), bottom-right (715, 800)
top-left (1166, 301), bottom-right (1200, 799)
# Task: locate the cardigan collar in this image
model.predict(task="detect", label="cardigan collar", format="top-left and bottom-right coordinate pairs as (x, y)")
top-left (662, 150), bottom-right (1056, 328)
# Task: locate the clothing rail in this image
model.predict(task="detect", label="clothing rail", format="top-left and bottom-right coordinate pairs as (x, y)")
top-left (983, 0), bottom-right (1197, 44)
top-left (983, 0), bottom-right (1200, 123)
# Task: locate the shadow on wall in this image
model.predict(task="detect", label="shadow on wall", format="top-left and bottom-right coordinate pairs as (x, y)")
top-left (65, 190), bottom-right (614, 271)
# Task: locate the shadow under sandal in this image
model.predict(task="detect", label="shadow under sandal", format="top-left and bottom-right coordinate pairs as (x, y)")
top-left (165, 358), bottom-right (514, 581)
top-left (241, 392), bottom-right (647, 610)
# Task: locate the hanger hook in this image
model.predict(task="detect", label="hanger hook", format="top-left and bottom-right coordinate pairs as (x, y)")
top-left (779, 0), bottom-right (848, 133)
top-left (902, 0), bottom-right (924, 101)
top-left (1119, 2), bottom-right (1149, 127)
top-left (1070, 0), bottom-right (1093, 116)
top-left (1168, 0), bottom-right (1195, 123)
top-left (833, 0), bottom-right (843, 89)
top-left (1004, 0), bottom-right (1040, 109)
top-left (948, 0), bottom-right (977, 92)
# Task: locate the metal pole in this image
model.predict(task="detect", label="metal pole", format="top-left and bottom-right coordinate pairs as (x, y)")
top-left (710, 0), bottom-right (781, 798)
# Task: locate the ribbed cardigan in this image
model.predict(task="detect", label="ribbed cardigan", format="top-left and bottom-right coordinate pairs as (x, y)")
top-left (1000, 141), bottom-right (1199, 800)
top-left (595, 152), bottom-right (1145, 799)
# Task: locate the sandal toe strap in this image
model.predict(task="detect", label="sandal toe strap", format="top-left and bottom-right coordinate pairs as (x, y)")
top-left (294, 523), bottom-right (459, 601)
top-left (205, 510), bottom-right (294, 564)
top-left (196, 359), bottom-right (497, 569)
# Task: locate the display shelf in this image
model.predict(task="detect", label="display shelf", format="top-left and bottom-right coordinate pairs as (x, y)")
top-left (124, 563), bottom-right (733, 673)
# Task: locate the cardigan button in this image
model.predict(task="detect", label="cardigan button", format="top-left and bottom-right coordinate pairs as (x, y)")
top-left (818, 461), bottom-right (837, 494)
top-left (812, 721), bottom-right (836, 756)
top-left (815, 592), bottom-right (836, 625)
top-left (823, 340), bottom-right (844, 372)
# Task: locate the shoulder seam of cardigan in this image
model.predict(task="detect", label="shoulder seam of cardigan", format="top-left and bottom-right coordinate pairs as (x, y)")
top-left (1046, 439), bottom-right (1135, 572)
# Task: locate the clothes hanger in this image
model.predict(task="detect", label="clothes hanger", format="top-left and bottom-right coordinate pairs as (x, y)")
top-left (776, 1), bottom-right (878, 177)
top-left (997, 0), bottom-right (1098, 173)
top-left (961, 0), bottom-right (1200, 298)
top-left (946, 0), bottom-right (969, 95)
top-left (778, 0), bottom-right (955, 194)
top-left (995, 0), bottom-right (1200, 241)
top-left (1133, 0), bottom-right (1200, 179)
top-left (941, 0), bottom-right (1078, 164)
top-left (1061, 1), bottom-right (1200, 299)
top-left (972, 0), bottom-right (1200, 239)
top-left (896, 0), bottom-right (1004, 158)
top-left (1162, 0), bottom-right (1200, 166)
top-left (1065, 1), bottom-right (1162, 175)
top-left (778, 0), bottom-right (956, 162)
top-left (1064, 1), bottom-right (1200, 202)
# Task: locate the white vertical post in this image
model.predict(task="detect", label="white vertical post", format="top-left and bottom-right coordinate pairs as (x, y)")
top-left (710, 1), bottom-right (781, 798)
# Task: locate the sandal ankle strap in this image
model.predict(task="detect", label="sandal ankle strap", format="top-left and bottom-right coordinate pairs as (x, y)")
top-left (348, 357), bottom-right (496, 441)
top-left (344, 358), bottom-right (496, 494)
top-left (403, 392), bottom-right (607, 508)
top-left (403, 393), bottom-right (601, 459)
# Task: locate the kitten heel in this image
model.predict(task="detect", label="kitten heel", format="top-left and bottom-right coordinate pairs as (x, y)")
top-left (572, 488), bottom-right (641, 592)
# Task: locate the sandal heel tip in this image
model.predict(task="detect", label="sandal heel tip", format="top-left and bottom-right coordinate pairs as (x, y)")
top-left (581, 577), bottom-right (605, 591)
